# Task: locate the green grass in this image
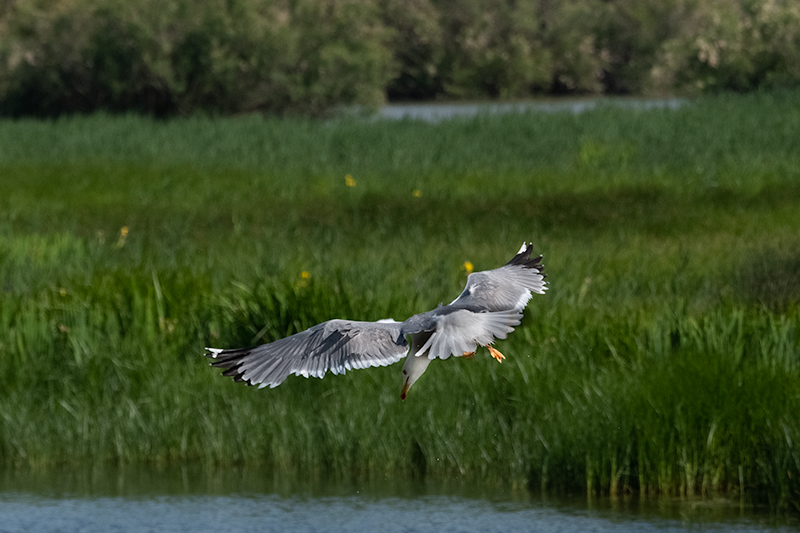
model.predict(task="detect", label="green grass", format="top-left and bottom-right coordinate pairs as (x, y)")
top-left (1, 90), bottom-right (799, 507)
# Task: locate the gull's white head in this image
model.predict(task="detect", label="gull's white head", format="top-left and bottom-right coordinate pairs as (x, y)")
top-left (400, 352), bottom-right (431, 400)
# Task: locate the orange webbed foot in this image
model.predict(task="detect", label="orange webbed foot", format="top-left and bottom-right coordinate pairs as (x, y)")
top-left (487, 345), bottom-right (505, 363)
top-left (462, 351), bottom-right (475, 359)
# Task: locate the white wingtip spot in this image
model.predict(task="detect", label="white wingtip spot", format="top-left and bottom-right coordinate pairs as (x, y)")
top-left (517, 242), bottom-right (527, 254)
top-left (205, 347), bottom-right (223, 358)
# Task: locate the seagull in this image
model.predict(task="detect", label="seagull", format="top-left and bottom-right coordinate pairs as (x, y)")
top-left (205, 243), bottom-right (547, 399)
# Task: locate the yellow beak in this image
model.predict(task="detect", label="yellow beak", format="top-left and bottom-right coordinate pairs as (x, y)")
top-left (400, 377), bottom-right (410, 400)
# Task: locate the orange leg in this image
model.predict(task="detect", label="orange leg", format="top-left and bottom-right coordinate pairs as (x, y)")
top-left (487, 345), bottom-right (506, 363)
top-left (461, 351), bottom-right (475, 359)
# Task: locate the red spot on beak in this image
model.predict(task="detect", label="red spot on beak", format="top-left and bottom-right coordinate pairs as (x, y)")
top-left (400, 377), bottom-right (410, 400)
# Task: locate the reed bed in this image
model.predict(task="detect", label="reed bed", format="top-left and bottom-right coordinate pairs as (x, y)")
top-left (0, 90), bottom-right (799, 507)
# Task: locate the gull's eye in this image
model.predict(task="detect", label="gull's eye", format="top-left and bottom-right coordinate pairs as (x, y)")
top-left (403, 370), bottom-right (407, 375)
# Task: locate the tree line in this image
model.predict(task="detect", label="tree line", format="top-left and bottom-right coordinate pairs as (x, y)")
top-left (1, 0), bottom-right (798, 117)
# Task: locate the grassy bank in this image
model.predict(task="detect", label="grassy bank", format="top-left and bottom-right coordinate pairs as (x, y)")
top-left (1, 90), bottom-right (799, 507)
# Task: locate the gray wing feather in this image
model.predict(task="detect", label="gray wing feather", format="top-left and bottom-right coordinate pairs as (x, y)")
top-left (206, 319), bottom-right (408, 388)
top-left (402, 243), bottom-right (546, 360)
top-left (450, 243), bottom-right (546, 312)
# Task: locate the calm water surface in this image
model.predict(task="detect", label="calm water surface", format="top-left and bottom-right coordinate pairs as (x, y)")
top-left (378, 97), bottom-right (687, 122)
top-left (0, 467), bottom-right (796, 533)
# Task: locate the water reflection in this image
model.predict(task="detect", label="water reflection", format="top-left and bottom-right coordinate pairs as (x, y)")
top-left (378, 98), bottom-right (687, 122)
top-left (0, 467), bottom-right (795, 533)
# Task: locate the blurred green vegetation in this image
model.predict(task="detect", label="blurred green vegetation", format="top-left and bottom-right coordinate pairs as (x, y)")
top-left (0, 0), bottom-right (393, 117)
top-left (0, 90), bottom-right (799, 507)
top-left (1, 0), bottom-right (800, 116)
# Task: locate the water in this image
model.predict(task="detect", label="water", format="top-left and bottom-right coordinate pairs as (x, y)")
top-left (0, 468), bottom-right (795, 533)
top-left (4, 494), bottom-right (794, 533)
top-left (378, 97), bottom-right (687, 122)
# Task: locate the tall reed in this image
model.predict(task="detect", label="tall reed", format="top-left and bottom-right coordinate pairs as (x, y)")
top-left (0, 91), bottom-right (798, 506)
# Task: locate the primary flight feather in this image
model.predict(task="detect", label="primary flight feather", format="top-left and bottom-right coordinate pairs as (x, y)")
top-left (205, 242), bottom-right (547, 399)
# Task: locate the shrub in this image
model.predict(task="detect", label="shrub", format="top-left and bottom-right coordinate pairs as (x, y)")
top-left (651, 0), bottom-right (800, 93)
top-left (434, 0), bottom-right (553, 98)
top-left (0, 0), bottom-right (393, 117)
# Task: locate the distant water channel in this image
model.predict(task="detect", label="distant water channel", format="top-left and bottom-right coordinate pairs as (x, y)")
top-left (1, 467), bottom-right (796, 533)
top-left (378, 97), bottom-right (687, 122)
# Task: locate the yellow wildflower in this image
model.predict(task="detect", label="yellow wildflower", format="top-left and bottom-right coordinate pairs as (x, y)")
top-left (345, 174), bottom-right (356, 187)
top-left (463, 261), bottom-right (474, 274)
top-left (297, 270), bottom-right (310, 288)
top-left (412, 189), bottom-right (423, 198)
top-left (115, 226), bottom-right (129, 248)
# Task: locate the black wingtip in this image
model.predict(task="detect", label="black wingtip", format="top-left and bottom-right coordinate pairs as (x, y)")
top-left (205, 346), bottom-right (253, 385)
top-left (506, 242), bottom-right (544, 272)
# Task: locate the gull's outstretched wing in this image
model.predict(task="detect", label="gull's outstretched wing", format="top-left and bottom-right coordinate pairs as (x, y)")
top-left (402, 243), bottom-right (546, 360)
top-left (206, 319), bottom-right (408, 388)
top-left (449, 242), bottom-right (546, 313)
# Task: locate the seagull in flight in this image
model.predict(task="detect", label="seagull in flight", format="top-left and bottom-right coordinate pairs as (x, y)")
top-left (205, 243), bottom-right (547, 399)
